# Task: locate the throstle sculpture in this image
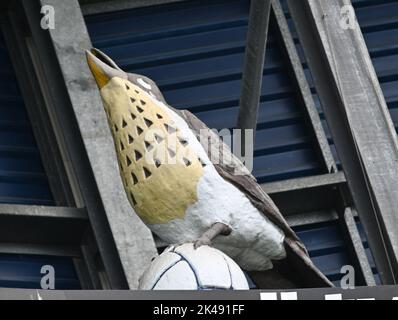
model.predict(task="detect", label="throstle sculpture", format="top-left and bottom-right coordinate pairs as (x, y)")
top-left (86, 48), bottom-right (332, 288)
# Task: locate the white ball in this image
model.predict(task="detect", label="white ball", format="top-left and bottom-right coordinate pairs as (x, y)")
top-left (138, 243), bottom-right (249, 290)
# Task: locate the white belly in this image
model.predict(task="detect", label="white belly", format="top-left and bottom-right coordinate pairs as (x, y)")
top-left (146, 90), bottom-right (287, 271)
top-left (149, 165), bottom-right (287, 271)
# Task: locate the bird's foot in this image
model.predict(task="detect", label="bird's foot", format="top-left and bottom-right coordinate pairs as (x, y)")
top-left (193, 236), bottom-right (213, 249)
top-left (166, 223), bottom-right (232, 250)
top-left (193, 223), bottom-right (232, 249)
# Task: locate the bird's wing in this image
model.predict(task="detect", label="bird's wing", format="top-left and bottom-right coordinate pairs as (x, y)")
top-left (174, 108), bottom-right (333, 288)
top-left (174, 108), bottom-right (298, 240)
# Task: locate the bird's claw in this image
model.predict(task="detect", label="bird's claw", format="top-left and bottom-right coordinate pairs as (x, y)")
top-left (193, 237), bottom-right (212, 249)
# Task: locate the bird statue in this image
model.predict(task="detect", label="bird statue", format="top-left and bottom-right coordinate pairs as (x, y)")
top-left (86, 48), bottom-right (333, 289)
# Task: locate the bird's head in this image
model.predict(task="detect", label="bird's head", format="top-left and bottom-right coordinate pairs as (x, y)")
top-left (85, 48), bottom-right (166, 112)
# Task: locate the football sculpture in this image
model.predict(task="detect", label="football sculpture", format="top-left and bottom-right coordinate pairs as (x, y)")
top-left (139, 243), bottom-right (249, 290)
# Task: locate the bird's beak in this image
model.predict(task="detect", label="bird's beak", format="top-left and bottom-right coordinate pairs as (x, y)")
top-left (86, 48), bottom-right (126, 89)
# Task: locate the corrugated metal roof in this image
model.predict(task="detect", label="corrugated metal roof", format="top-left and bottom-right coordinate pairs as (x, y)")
top-left (354, 0), bottom-right (398, 132)
top-left (0, 33), bottom-right (53, 205)
top-left (0, 254), bottom-right (81, 289)
top-left (0, 31), bottom-right (81, 290)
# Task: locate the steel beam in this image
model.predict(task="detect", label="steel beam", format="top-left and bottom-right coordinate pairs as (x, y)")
top-left (0, 205), bottom-right (87, 245)
top-left (271, 0), bottom-right (337, 173)
top-left (81, 0), bottom-right (187, 15)
top-left (288, 0), bottom-right (398, 284)
top-left (22, 0), bottom-right (157, 289)
top-left (1, 8), bottom-right (77, 207)
top-left (263, 171), bottom-right (346, 194)
top-left (286, 210), bottom-right (339, 228)
top-left (0, 243), bottom-right (81, 257)
top-left (262, 172), bottom-right (349, 215)
top-left (342, 207), bottom-right (376, 286)
top-left (0, 204), bottom-right (87, 219)
top-left (237, 0), bottom-right (271, 135)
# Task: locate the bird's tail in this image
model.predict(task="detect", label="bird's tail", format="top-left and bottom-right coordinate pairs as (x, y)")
top-left (249, 238), bottom-right (333, 289)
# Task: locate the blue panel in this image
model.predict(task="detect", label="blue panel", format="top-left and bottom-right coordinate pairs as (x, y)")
top-left (0, 254), bottom-right (80, 289)
top-left (86, 0), bottom-right (325, 184)
top-left (294, 221), bottom-right (380, 286)
top-left (0, 34), bottom-right (77, 290)
top-left (0, 33), bottom-right (53, 205)
top-left (351, 0), bottom-right (398, 132)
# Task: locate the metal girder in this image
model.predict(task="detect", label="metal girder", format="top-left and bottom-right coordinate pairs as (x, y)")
top-left (237, 0), bottom-right (271, 135)
top-left (270, 0), bottom-right (337, 173)
top-left (81, 0), bottom-right (187, 15)
top-left (0, 204), bottom-right (87, 219)
top-left (342, 207), bottom-right (376, 286)
top-left (1, 7), bottom-right (77, 207)
top-left (263, 171), bottom-right (346, 194)
top-left (0, 243), bottom-right (81, 257)
top-left (263, 172), bottom-right (349, 215)
top-left (22, 0), bottom-right (157, 289)
top-left (0, 205), bottom-right (87, 245)
top-left (286, 210), bottom-right (338, 228)
top-left (288, 0), bottom-right (398, 284)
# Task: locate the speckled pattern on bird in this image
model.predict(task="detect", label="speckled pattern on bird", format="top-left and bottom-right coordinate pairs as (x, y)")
top-left (102, 78), bottom-right (205, 225)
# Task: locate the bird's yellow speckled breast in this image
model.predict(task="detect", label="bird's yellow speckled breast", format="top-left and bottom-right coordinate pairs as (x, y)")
top-left (100, 78), bottom-right (204, 225)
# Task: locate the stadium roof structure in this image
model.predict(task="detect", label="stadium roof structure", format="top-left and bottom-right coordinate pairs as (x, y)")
top-left (0, 0), bottom-right (397, 293)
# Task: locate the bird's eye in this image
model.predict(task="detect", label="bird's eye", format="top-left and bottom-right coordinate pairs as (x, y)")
top-left (137, 77), bottom-right (152, 90)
